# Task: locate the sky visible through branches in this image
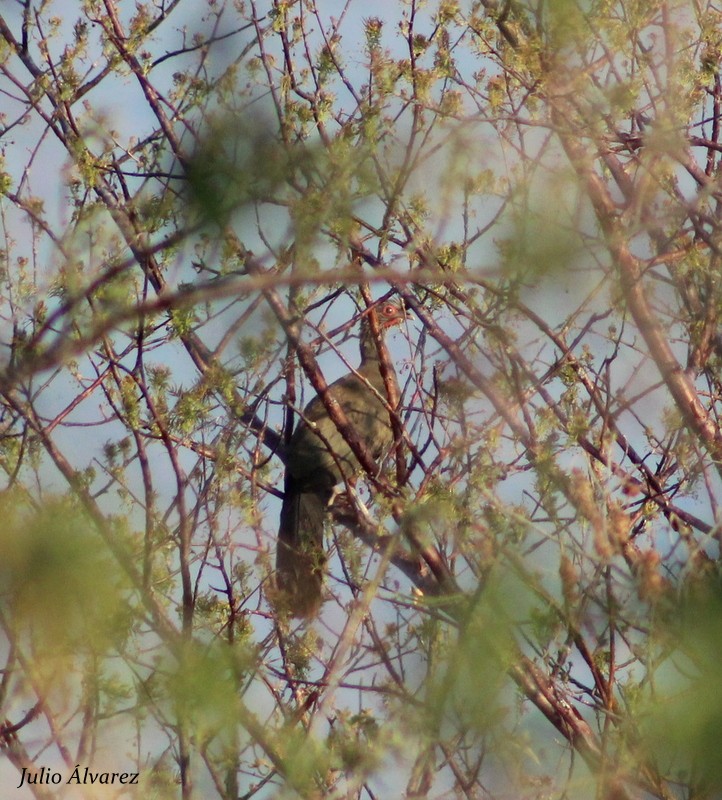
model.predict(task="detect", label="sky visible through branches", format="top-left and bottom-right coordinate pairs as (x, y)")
top-left (2, 1), bottom-right (722, 799)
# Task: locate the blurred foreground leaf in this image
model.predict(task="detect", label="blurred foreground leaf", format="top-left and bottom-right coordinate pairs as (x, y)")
top-left (0, 493), bottom-right (132, 657)
top-left (640, 582), bottom-right (722, 790)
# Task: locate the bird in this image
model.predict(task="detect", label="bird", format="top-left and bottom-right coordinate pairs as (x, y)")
top-left (276, 299), bottom-right (409, 617)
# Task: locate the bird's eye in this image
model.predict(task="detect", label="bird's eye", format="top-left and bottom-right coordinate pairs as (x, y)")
top-left (383, 304), bottom-right (397, 316)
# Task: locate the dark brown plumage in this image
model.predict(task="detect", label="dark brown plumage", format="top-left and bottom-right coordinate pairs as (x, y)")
top-left (276, 300), bottom-right (408, 617)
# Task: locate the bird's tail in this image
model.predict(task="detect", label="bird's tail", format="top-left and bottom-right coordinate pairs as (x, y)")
top-left (276, 475), bottom-right (328, 617)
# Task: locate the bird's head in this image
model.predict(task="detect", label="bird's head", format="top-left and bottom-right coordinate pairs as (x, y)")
top-left (363, 298), bottom-right (412, 331)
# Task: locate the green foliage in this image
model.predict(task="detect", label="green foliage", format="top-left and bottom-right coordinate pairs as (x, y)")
top-left (185, 118), bottom-right (291, 225)
top-left (499, 169), bottom-right (586, 283)
top-left (0, 494), bottom-right (132, 656)
top-left (425, 574), bottom-right (527, 736)
top-left (186, 115), bottom-right (379, 257)
top-left (163, 640), bottom-right (253, 746)
top-left (640, 585), bottom-right (722, 790)
top-left (0, 156), bottom-right (12, 194)
top-left (328, 708), bottom-right (383, 775)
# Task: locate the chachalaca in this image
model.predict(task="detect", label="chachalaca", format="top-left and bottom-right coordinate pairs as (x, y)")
top-left (277, 300), bottom-right (408, 617)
